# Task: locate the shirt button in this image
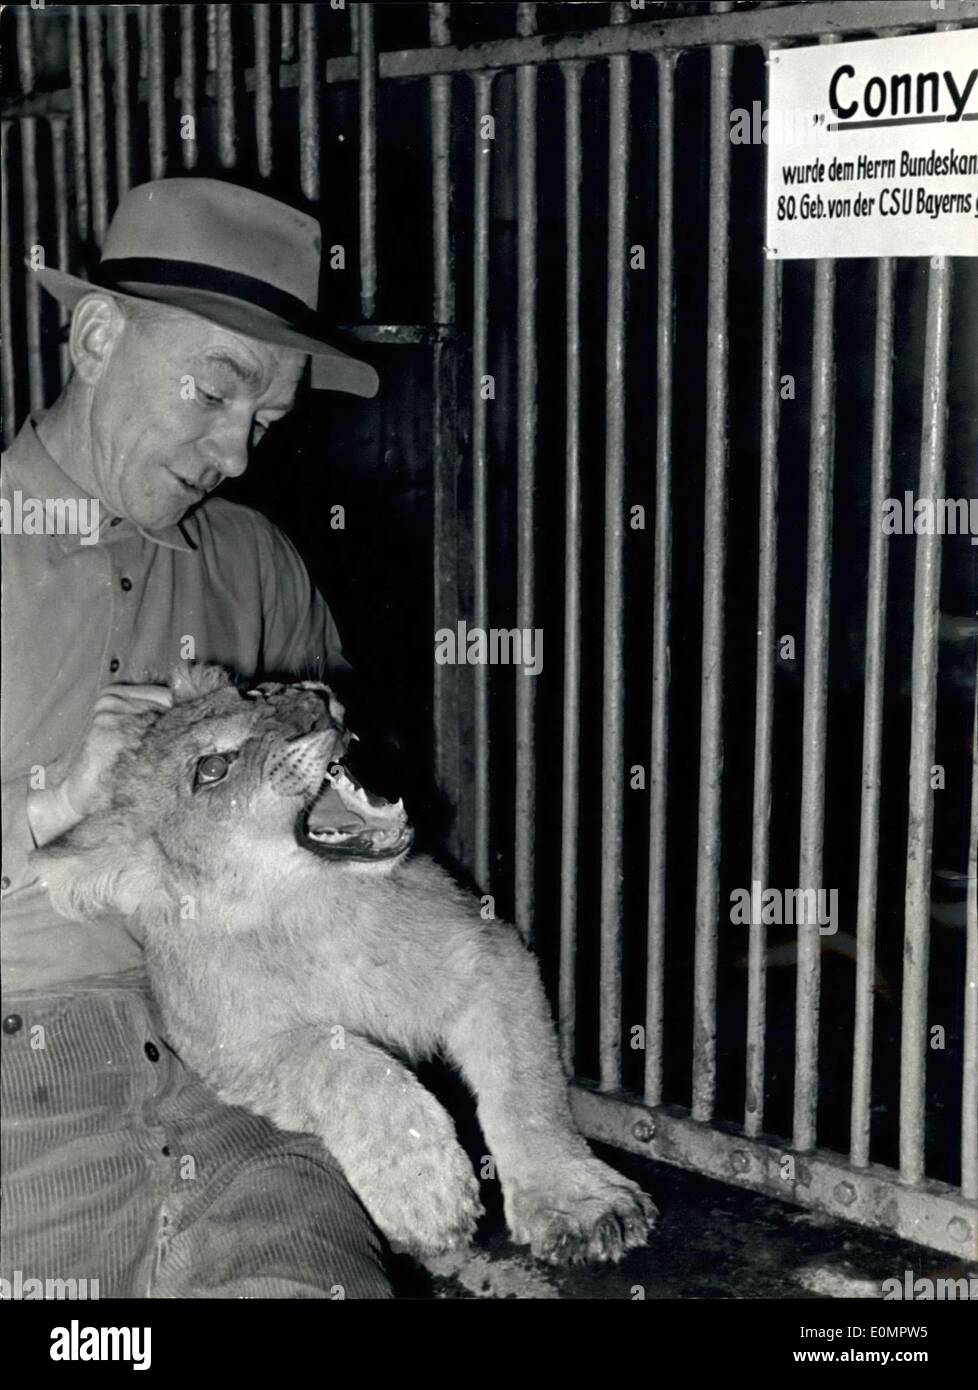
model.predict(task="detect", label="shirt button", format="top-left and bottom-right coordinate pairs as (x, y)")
top-left (3, 1014), bottom-right (23, 1035)
top-left (120, 577), bottom-right (132, 592)
top-left (0, 876), bottom-right (10, 891)
top-left (144, 1041), bottom-right (160, 1062)
top-left (109, 658), bottom-right (120, 674)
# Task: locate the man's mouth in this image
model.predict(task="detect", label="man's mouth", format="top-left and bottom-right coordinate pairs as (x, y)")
top-left (167, 470), bottom-right (207, 500)
top-left (298, 758), bottom-right (413, 861)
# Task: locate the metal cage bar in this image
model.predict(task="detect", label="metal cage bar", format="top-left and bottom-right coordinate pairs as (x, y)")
top-left (147, 4), bottom-right (167, 181)
top-left (850, 257), bottom-right (896, 1168)
top-left (691, 7), bottom-right (733, 1123)
top-left (1, 122), bottom-right (15, 448)
top-left (514, 2), bottom-right (539, 944)
top-left (559, 57), bottom-right (585, 1074)
top-left (899, 256), bottom-right (954, 1185)
top-left (793, 251), bottom-right (837, 1153)
top-left (358, 2), bottom-right (378, 321)
top-left (745, 249), bottom-right (783, 1139)
top-left (111, 6), bottom-right (132, 198)
top-left (85, 6), bottom-right (108, 249)
top-left (253, 4), bottom-right (273, 179)
top-left (215, 3), bottom-right (236, 169)
top-left (598, 1), bottom-right (631, 1090)
top-left (963, 685), bottom-right (978, 1201)
top-left (180, 5), bottom-right (199, 171)
top-left (298, 2), bottom-right (320, 202)
top-left (644, 51), bottom-right (676, 1109)
top-left (471, 70), bottom-right (494, 894)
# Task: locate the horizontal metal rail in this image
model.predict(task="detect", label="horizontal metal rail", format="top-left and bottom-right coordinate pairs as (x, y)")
top-left (9, 1), bottom-right (974, 120)
top-left (572, 1086), bottom-right (978, 1259)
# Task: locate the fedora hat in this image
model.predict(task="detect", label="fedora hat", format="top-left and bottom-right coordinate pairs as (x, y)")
top-left (34, 178), bottom-right (378, 398)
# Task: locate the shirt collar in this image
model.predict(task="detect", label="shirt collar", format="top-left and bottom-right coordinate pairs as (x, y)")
top-left (1, 416), bottom-right (197, 554)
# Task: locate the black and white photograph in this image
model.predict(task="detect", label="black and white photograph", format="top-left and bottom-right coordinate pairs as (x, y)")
top-left (1, 0), bottom-right (976, 1362)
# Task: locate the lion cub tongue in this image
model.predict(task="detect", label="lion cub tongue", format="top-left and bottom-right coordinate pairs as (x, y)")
top-left (307, 783), bottom-right (366, 835)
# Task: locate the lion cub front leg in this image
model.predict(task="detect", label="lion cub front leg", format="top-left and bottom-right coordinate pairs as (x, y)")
top-left (441, 929), bottom-right (658, 1265)
top-left (213, 1027), bottom-right (483, 1257)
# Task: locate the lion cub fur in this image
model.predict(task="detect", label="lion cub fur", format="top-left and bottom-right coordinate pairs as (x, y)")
top-left (34, 665), bottom-right (657, 1264)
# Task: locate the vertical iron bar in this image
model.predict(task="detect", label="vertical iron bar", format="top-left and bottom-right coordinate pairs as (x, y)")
top-left (68, 8), bottom-right (89, 243)
top-left (599, 2), bottom-right (630, 1086)
top-left (216, 3), bottom-right (236, 168)
top-left (645, 51), bottom-right (675, 1106)
top-left (112, 6), bottom-right (131, 198)
top-left (963, 682), bottom-right (978, 1201)
top-left (280, 3), bottom-right (296, 62)
top-left (147, 4), bottom-right (166, 180)
top-left (299, 3), bottom-right (320, 203)
top-left (430, 2), bottom-right (456, 848)
top-left (471, 71), bottom-right (494, 894)
top-left (691, 9), bottom-right (733, 1122)
top-left (559, 58), bottom-right (585, 1073)
top-left (21, 118), bottom-right (44, 417)
top-left (138, 5), bottom-right (149, 79)
top-left (792, 30), bottom-right (839, 1155)
top-left (745, 242), bottom-right (783, 1134)
top-left (850, 258), bottom-right (895, 1167)
top-left (51, 114), bottom-right (72, 386)
top-left (85, 6), bottom-right (108, 248)
top-left (206, 4), bottom-right (217, 72)
top-left (899, 257), bottom-right (953, 1185)
top-left (359, 2), bottom-right (378, 320)
top-left (180, 5), bottom-right (199, 171)
top-left (254, 3), bottom-right (273, 178)
top-left (515, 0), bottom-right (539, 946)
top-left (793, 256), bottom-right (836, 1151)
top-left (429, 4), bottom-right (454, 325)
top-left (1, 123), bottom-right (15, 447)
top-left (17, 7), bottom-right (35, 94)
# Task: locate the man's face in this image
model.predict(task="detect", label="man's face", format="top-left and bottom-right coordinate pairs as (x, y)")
top-left (86, 302), bottom-right (306, 530)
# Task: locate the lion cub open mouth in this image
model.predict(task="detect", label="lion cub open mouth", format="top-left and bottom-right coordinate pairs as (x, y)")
top-left (300, 760), bottom-right (414, 861)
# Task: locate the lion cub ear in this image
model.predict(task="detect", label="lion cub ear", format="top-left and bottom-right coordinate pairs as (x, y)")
top-left (31, 814), bottom-right (173, 927)
top-left (169, 663), bottom-right (236, 704)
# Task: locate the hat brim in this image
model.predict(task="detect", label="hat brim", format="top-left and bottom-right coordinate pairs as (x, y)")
top-left (34, 266), bottom-right (379, 399)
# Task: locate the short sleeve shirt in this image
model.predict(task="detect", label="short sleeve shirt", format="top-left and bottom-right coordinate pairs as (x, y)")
top-left (1, 417), bottom-right (347, 989)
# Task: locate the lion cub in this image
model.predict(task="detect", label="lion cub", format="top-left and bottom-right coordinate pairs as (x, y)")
top-left (35, 665), bottom-right (657, 1265)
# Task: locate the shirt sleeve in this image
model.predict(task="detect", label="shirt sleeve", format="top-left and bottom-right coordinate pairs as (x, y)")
top-left (252, 515), bottom-right (353, 688)
top-left (1, 774), bottom-right (40, 896)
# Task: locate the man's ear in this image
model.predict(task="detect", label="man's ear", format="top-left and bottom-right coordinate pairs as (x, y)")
top-left (31, 812), bottom-right (174, 927)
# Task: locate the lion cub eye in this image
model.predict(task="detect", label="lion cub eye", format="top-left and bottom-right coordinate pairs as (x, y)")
top-left (193, 753), bottom-right (236, 789)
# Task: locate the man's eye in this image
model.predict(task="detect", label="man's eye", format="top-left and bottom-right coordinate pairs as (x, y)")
top-left (198, 387), bottom-right (224, 407)
top-left (194, 753), bottom-right (234, 788)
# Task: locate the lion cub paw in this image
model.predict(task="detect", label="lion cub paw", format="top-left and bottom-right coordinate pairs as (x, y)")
top-left (506, 1160), bottom-right (658, 1266)
top-left (353, 1109), bottom-right (484, 1257)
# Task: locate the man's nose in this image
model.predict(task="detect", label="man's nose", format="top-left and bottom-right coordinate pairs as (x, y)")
top-left (199, 426), bottom-right (250, 479)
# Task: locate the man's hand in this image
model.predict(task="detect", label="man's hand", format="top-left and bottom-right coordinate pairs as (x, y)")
top-left (27, 684), bottom-right (173, 847)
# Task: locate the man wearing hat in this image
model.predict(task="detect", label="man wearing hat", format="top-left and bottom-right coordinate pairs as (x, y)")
top-left (0, 180), bottom-right (393, 1297)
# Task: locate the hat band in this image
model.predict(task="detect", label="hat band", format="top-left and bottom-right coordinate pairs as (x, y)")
top-left (93, 257), bottom-right (317, 331)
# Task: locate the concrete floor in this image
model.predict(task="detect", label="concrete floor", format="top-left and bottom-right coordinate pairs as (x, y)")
top-left (390, 1143), bottom-right (978, 1300)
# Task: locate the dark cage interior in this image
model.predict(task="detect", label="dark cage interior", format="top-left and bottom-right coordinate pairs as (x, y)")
top-left (2, 0), bottom-right (975, 1238)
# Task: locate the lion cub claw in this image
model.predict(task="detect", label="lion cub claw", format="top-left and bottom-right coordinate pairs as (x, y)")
top-left (507, 1162), bottom-right (658, 1266)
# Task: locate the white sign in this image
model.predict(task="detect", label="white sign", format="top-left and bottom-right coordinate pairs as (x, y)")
top-left (763, 29), bottom-right (978, 259)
